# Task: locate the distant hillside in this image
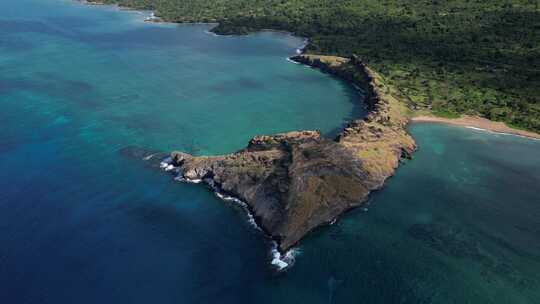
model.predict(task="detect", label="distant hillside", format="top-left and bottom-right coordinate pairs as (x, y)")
top-left (93, 0), bottom-right (540, 132)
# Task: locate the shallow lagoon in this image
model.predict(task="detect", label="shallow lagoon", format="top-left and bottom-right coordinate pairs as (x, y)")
top-left (1, 0), bottom-right (539, 303)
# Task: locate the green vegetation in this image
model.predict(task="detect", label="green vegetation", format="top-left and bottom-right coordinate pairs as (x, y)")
top-left (93, 0), bottom-right (540, 132)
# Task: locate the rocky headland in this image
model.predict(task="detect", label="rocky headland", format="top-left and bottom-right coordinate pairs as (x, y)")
top-left (163, 54), bottom-right (416, 252)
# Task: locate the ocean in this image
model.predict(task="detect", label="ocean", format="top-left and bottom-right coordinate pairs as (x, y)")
top-left (1, 0), bottom-right (539, 303)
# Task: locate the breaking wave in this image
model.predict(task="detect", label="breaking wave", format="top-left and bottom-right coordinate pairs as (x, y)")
top-left (158, 157), bottom-right (298, 271)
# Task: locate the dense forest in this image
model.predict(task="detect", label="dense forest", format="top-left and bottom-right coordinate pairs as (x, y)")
top-left (91, 0), bottom-right (540, 132)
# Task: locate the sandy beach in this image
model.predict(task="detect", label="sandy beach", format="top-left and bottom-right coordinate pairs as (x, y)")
top-left (411, 115), bottom-right (540, 140)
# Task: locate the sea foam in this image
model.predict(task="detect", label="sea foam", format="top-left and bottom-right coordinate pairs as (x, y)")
top-left (465, 126), bottom-right (540, 141)
top-left (286, 57), bottom-right (301, 64)
top-left (271, 242), bottom-right (299, 271)
top-left (296, 38), bottom-right (309, 54)
top-left (159, 157), bottom-right (298, 271)
top-left (143, 153), bottom-right (155, 161)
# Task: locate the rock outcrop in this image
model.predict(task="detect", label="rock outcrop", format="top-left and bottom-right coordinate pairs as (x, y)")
top-left (167, 55), bottom-right (416, 251)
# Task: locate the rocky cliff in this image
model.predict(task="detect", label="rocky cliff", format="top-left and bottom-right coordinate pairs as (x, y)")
top-left (165, 55), bottom-right (416, 251)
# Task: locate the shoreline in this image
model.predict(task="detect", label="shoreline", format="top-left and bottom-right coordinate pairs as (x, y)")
top-left (168, 55), bottom-right (416, 254)
top-left (411, 115), bottom-right (540, 140)
top-left (75, 0), bottom-right (309, 272)
top-left (159, 159), bottom-right (299, 271)
top-left (74, 0), bottom-right (534, 269)
top-left (80, 0), bottom-right (540, 139)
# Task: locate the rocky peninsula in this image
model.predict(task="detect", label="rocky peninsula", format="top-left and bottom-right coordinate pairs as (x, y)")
top-left (163, 55), bottom-right (416, 251)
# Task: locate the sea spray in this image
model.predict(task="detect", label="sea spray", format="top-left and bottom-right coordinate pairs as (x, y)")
top-left (286, 57), bottom-right (301, 64)
top-left (204, 30), bottom-right (220, 37)
top-left (204, 178), bottom-right (262, 231)
top-left (204, 178), bottom-right (300, 270)
top-left (270, 242), bottom-right (299, 271)
top-left (159, 158), bottom-right (176, 172)
top-left (143, 12), bottom-right (156, 22)
top-left (296, 38), bottom-right (309, 54)
top-left (159, 157), bottom-right (298, 271)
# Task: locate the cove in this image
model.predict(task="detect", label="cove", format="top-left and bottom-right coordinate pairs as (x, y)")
top-left (1, 0), bottom-right (540, 303)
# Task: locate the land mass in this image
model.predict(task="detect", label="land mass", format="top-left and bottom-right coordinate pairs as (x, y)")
top-left (80, 0), bottom-right (539, 251)
top-left (164, 55), bottom-right (415, 251)
top-left (86, 0), bottom-right (540, 133)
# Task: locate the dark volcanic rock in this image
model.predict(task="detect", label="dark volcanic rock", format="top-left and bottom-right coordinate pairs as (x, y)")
top-left (168, 55), bottom-right (417, 251)
top-left (171, 131), bottom-right (373, 250)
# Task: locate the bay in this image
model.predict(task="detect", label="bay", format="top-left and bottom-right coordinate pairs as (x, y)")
top-left (1, 0), bottom-right (539, 303)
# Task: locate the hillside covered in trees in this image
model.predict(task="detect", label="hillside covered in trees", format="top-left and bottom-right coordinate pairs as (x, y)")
top-left (92, 0), bottom-right (540, 132)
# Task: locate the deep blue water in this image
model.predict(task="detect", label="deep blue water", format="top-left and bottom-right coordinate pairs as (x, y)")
top-left (1, 0), bottom-right (540, 303)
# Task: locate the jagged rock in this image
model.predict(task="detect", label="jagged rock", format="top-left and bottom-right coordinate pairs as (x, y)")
top-left (170, 55), bottom-right (416, 251)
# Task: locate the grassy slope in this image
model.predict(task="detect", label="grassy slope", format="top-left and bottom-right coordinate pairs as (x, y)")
top-left (94, 0), bottom-right (540, 132)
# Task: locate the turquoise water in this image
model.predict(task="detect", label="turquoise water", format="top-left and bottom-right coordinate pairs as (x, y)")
top-left (280, 124), bottom-right (540, 303)
top-left (1, 0), bottom-right (540, 303)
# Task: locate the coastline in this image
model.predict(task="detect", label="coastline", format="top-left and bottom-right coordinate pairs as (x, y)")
top-left (75, 0), bottom-right (310, 271)
top-left (78, 0), bottom-right (165, 22)
top-left (80, 0), bottom-right (540, 138)
top-left (166, 54), bottom-right (416, 255)
top-left (75, 0), bottom-right (536, 270)
top-left (411, 115), bottom-right (540, 140)
top-left (82, 0), bottom-right (418, 254)
top-left (160, 159), bottom-right (299, 270)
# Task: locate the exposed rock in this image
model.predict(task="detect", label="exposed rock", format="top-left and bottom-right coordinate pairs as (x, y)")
top-left (169, 55), bottom-right (416, 251)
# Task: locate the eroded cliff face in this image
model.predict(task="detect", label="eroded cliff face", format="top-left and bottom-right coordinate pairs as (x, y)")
top-left (167, 55), bottom-right (416, 251)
